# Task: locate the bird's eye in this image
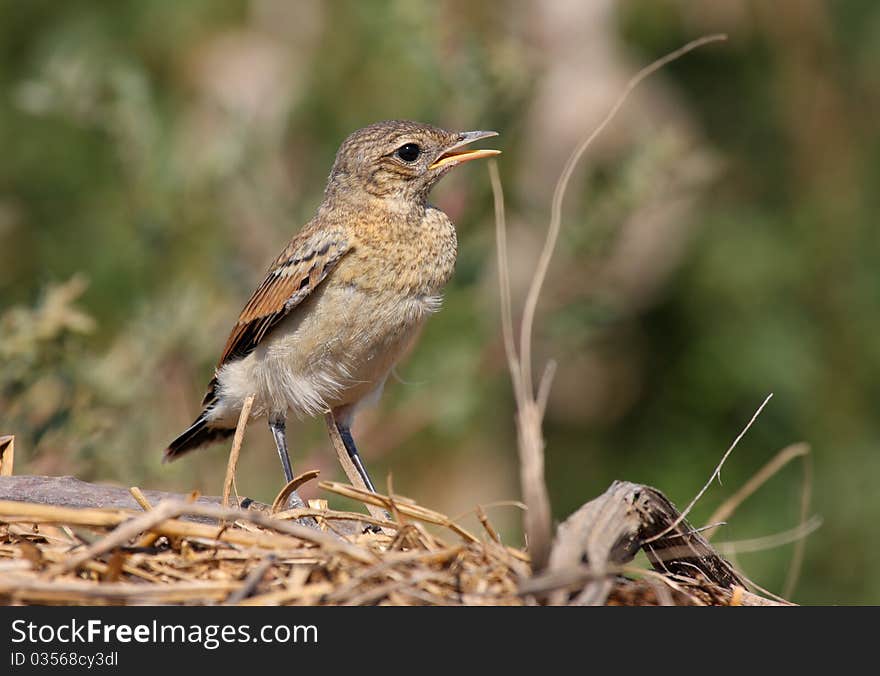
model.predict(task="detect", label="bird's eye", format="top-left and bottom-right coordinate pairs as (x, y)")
top-left (395, 143), bottom-right (421, 162)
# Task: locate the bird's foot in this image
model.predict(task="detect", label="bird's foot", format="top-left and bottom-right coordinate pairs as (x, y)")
top-left (285, 490), bottom-right (320, 529)
top-left (362, 508), bottom-right (394, 534)
top-left (284, 490), bottom-right (307, 510)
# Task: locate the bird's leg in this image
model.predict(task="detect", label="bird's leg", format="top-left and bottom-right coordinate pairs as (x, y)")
top-left (333, 418), bottom-right (386, 534)
top-left (268, 414), bottom-right (307, 510)
top-left (268, 415), bottom-right (294, 483)
top-left (335, 421), bottom-right (378, 494)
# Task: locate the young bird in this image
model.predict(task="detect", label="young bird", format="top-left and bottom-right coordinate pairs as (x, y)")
top-left (164, 120), bottom-right (499, 498)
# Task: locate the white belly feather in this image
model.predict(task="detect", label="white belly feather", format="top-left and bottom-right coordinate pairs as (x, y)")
top-left (207, 286), bottom-right (442, 426)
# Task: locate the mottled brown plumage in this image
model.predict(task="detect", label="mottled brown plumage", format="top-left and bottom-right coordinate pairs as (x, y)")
top-left (165, 120), bottom-right (499, 496)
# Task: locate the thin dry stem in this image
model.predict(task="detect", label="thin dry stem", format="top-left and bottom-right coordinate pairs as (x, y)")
top-left (224, 555), bottom-right (276, 605)
top-left (319, 480), bottom-right (480, 545)
top-left (489, 161), bottom-right (553, 571)
top-left (643, 392), bottom-right (773, 545)
top-left (40, 498), bottom-right (376, 571)
top-left (488, 161), bottom-right (521, 394)
top-left (477, 505), bottom-right (501, 543)
top-left (488, 34), bottom-right (728, 573)
top-left (0, 435), bottom-right (14, 476)
top-left (450, 500), bottom-right (527, 524)
top-left (704, 442), bottom-right (810, 540)
top-left (783, 450), bottom-right (813, 598)
top-left (223, 393), bottom-right (255, 509)
top-left (129, 487), bottom-right (159, 547)
top-left (323, 412), bottom-right (390, 525)
top-left (55, 500), bottom-right (182, 574)
top-left (128, 487), bottom-right (153, 512)
top-left (715, 516), bottom-right (822, 555)
top-left (519, 33), bottom-right (729, 398)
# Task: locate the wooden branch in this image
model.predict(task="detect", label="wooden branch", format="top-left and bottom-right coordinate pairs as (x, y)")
top-left (534, 480), bottom-right (758, 605)
top-left (0, 475), bottom-right (364, 535)
top-left (0, 475), bottom-right (260, 516)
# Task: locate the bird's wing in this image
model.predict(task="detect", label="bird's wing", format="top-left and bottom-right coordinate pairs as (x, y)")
top-left (215, 226), bottom-right (350, 369)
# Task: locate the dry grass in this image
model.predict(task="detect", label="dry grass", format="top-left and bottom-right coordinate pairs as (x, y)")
top-left (0, 477), bottom-right (761, 606)
top-left (0, 483), bottom-right (527, 606)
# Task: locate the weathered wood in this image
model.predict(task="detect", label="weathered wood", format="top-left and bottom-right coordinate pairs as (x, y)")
top-left (538, 480), bottom-right (750, 605)
top-left (0, 475), bottom-right (362, 534)
top-left (0, 475), bottom-right (260, 516)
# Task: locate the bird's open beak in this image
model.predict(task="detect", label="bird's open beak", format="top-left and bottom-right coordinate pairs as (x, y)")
top-left (429, 130), bottom-right (501, 170)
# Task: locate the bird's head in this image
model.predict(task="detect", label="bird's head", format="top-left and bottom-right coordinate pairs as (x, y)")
top-left (324, 120), bottom-right (500, 209)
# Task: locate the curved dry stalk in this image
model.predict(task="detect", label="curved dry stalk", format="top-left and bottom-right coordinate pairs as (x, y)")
top-left (323, 412), bottom-right (390, 524)
top-left (56, 498), bottom-right (377, 572)
top-left (715, 515), bottom-right (822, 555)
top-left (783, 449), bottom-right (813, 598)
top-left (703, 442), bottom-right (811, 540)
top-left (318, 480), bottom-right (480, 544)
top-left (223, 393), bottom-right (255, 508)
top-left (271, 469), bottom-right (321, 514)
top-left (489, 34), bottom-right (728, 574)
top-left (535, 359), bottom-right (558, 418)
top-left (518, 33), bottom-right (729, 399)
top-left (739, 573), bottom-right (795, 605)
top-left (449, 499), bottom-right (527, 524)
top-left (643, 392), bottom-right (773, 546)
top-left (490, 162), bottom-right (553, 570)
top-left (489, 161), bottom-right (521, 394)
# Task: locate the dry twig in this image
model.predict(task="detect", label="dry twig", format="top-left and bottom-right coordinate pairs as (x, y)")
top-left (223, 393), bottom-right (255, 509)
top-left (489, 33), bottom-right (729, 572)
top-left (0, 436), bottom-right (14, 477)
top-left (643, 393), bottom-right (773, 545)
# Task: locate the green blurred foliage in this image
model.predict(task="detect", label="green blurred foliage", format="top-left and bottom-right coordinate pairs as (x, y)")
top-left (1, 0), bottom-right (879, 603)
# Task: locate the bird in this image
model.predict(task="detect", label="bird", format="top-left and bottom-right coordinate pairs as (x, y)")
top-left (163, 120), bottom-right (500, 501)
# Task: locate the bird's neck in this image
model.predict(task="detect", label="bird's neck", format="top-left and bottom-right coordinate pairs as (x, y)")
top-left (319, 185), bottom-right (428, 226)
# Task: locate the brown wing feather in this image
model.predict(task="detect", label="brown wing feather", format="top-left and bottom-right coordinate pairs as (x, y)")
top-left (216, 227), bottom-right (349, 368)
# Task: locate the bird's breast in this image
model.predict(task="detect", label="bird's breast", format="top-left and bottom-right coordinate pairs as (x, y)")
top-left (342, 205), bottom-right (458, 297)
top-left (213, 207), bottom-right (458, 420)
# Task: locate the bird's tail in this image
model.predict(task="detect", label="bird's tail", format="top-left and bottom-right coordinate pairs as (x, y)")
top-left (164, 411), bottom-right (234, 462)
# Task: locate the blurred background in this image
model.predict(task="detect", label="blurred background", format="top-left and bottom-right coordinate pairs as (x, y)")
top-left (1, 0), bottom-right (878, 604)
